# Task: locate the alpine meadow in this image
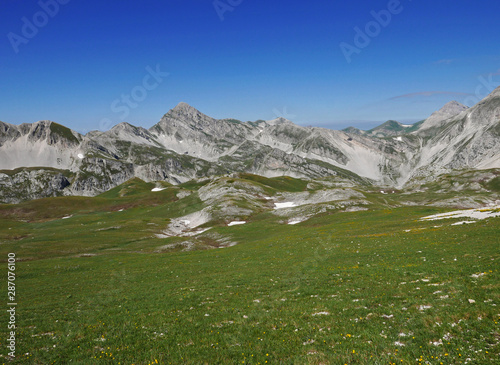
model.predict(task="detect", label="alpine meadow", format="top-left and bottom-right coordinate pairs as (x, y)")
top-left (1, 87), bottom-right (499, 364)
top-left (1, 1), bottom-right (500, 364)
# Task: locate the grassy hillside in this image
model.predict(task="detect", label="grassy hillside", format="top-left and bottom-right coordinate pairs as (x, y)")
top-left (237, 174), bottom-right (309, 192)
top-left (49, 122), bottom-right (80, 144)
top-left (0, 177), bottom-right (498, 364)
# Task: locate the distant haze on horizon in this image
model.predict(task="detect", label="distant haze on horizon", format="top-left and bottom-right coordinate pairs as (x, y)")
top-left (1, 0), bottom-right (499, 133)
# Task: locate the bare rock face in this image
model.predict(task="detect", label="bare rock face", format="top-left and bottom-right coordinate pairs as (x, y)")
top-left (0, 169), bottom-right (71, 203)
top-left (418, 101), bottom-right (469, 132)
top-left (399, 87), bottom-right (500, 186)
top-left (0, 87), bottom-right (499, 203)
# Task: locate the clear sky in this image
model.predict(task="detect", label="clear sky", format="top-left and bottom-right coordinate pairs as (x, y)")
top-left (1, 0), bottom-right (499, 133)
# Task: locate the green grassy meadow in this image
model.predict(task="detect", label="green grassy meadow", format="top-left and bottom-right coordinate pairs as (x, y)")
top-left (0, 179), bottom-right (499, 364)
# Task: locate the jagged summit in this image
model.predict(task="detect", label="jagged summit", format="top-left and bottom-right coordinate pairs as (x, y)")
top-left (159, 102), bottom-right (215, 126)
top-left (169, 102), bottom-right (208, 117)
top-left (172, 101), bottom-right (198, 113)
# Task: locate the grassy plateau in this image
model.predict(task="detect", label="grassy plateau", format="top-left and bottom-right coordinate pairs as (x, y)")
top-left (0, 176), bottom-right (498, 364)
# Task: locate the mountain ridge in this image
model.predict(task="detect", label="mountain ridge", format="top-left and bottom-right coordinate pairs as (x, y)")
top-left (1, 88), bottom-right (499, 203)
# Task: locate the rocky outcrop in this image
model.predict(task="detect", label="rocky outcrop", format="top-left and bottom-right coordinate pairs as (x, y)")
top-left (0, 169), bottom-right (71, 204)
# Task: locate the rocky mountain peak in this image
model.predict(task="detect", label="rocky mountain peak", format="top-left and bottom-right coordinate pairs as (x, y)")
top-left (418, 101), bottom-right (469, 131)
top-left (108, 122), bottom-right (143, 137)
top-left (163, 102), bottom-right (215, 126)
top-left (172, 102), bottom-right (196, 112)
top-left (110, 122), bottom-right (134, 131)
top-left (439, 101), bottom-right (469, 114)
top-left (170, 102), bottom-right (209, 119)
top-left (151, 102), bottom-right (226, 142)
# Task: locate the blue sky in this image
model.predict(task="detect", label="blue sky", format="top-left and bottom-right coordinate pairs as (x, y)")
top-left (1, 0), bottom-right (499, 133)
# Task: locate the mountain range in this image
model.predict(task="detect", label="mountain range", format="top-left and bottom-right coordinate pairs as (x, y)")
top-left (1, 86), bottom-right (499, 203)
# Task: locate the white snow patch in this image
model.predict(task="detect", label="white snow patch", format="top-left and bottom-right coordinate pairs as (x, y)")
top-left (401, 124), bottom-right (413, 127)
top-left (274, 202), bottom-right (298, 209)
top-left (288, 219), bottom-right (304, 225)
top-left (470, 273), bottom-right (486, 278)
top-left (451, 220), bottom-right (477, 226)
top-left (272, 190), bottom-right (366, 215)
top-left (393, 136), bottom-right (403, 142)
top-left (228, 221), bottom-right (246, 226)
top-left (420, 205), bottom-right (500, 222)
top-left (156, 210), bottom-right (211, 238)
top-left (418, 305), bottom-right (432, 311)
top-left (311, 311), bottom-right (329, 316)
top-left (61, 215), bottom-right (72, 219)
top-left (219, 242), bottom-right (238, 249)
top-left (403, 228), bottom-right (427, 233)
top-left (77, 153), bottom-right (84, 159)
top-left (182, 227), bottom-right (212, 237)
top-left (151, 187), bottom-right (166, 192)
